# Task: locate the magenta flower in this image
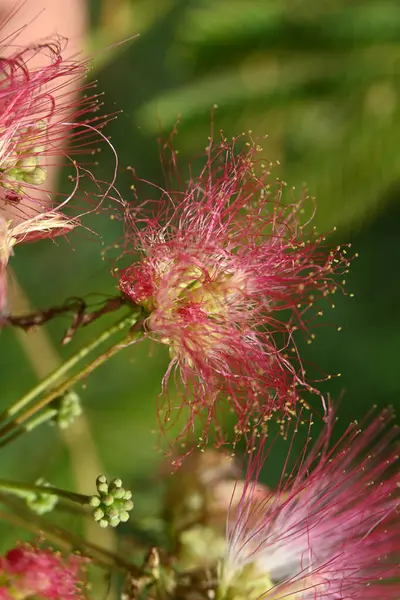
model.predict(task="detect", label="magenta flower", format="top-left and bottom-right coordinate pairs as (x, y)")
top-left (0, 544), bottom-right (86, 600)
top-left (220, 408), bottom-right (399, 599)
top-left (118, 138), bottom-right (349, 451)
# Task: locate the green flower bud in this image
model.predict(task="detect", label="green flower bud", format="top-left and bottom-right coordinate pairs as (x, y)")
top-left (24, 166), bottom-right (46, 185)
top-left (52, 390), bottom-right (82, 430)
top-left (90, 475), bottom-right (134, 528)
top-left (99, 519), bottom-right (109, 529)
top-left (25, 478), bottom-right (58, 516)
top-left (0, 120), bottom-right (48, 191)
top-left (92, 507), bottom-right (105, 522)
top-left (18, 155), bottom-right (38, 173)
top-left (119, 511), bottom-right (130, 523)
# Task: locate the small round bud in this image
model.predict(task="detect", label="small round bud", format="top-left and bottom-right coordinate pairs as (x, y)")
top-left (119, 511), bottom-right (130, 523)
top-left (123, 499), bottom-right (134, 511)
top-left (97, 482), bottom-right (108, 494)
top-left (109, 518), bottom-right (120, 528)
top-left (92, 507), bottom-right (105, 522)
top-left (110, 478), bottom-right (122, 489)
top-left (112, 488), bottom-right (125, 500)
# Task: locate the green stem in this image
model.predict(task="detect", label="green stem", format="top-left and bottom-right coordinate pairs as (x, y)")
top-left (0, 310), bottom-right (141, 423)
top-left (0, 312), bottom-right (143, 440)
top-left (0, 478), bottom-right (89, 505)
top-left (0, 408), bottom-right (58, 450)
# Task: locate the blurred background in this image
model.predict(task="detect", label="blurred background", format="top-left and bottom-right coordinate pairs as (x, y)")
top-left (0, 0), bottom-right (400, 572)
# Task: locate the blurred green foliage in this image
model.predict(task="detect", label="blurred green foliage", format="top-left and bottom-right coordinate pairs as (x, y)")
top-left (0, 0), bottom-right (399, 572)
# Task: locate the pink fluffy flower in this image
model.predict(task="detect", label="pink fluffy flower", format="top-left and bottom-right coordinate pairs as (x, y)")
top-left (220, 408), bottom-right (399, 599)
top-left (0, 544), bottom-right (86, 600)
top-left (118, 138), bottom-right (349, 452)
top-left (0, 35), bottom-right (112, 315)
top-left (0, 37), bottom-right (105, 215)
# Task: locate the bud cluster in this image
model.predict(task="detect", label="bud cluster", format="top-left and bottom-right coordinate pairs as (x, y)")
top-left (89, 475), bottom-right (134, 528)
top-left (52, 390), bottom-right (82, 430)
top-left (25, 478), bottom-right (58, 516)
top-left (0, 120), bottom-right (47, 195)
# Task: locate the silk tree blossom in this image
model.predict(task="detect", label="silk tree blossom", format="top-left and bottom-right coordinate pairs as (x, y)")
top-left (0, 543), bottom-right (86, 600)
top-left (0, 34), bottom-right (115, 315)
top-left (219, 408), bottom-right (400, 600)
top-left (118, 138), bottom-right (349, 452)
top-left (0, 36), bottom-right (110, 225)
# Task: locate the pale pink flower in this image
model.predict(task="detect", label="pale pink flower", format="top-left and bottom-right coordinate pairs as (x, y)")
top-left (221, 408), bottom-right (399, 599)
top-left (0, 37), bottom-right (106, 217)
top-left (0, 35), bottom-right (113, 315)
top-left (118, 138), bottom-right (349, 453)
top-left (0, 544), bottom-right (86, 600)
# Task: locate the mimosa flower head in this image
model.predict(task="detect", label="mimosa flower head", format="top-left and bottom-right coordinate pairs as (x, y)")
top-left (0, 31), bottom-right (115, 316)
top-left (118, 136), bottom-right (350, 456)
top-left (0, 543), bottom-right (86, 600)
top-left (219, 407), bottom-right (400, 599)
top-left (0, 36), bottom-right (109, 222)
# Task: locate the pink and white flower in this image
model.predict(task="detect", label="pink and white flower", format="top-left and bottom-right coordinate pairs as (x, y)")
top-left (0, 37), bottom-right (105, 213)
top-left (0, 33), bottom-right (112, 315)
top-left (118, 137), bottom-right (349, 452)
top-left (220, 408), bottom-right (400, 599)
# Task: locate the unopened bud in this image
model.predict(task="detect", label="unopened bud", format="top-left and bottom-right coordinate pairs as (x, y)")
top-left (24, 166), bottom-right (46, 185)
top-left (90, 475), bottom-right (134, 528)
top-left (52, 390), bottom-right (82, 430)
top-left (25, 479), bottom-right (58, 515)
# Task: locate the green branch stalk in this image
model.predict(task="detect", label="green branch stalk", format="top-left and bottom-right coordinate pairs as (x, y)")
top-left (0, 309), bottom-right (144, 443)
